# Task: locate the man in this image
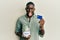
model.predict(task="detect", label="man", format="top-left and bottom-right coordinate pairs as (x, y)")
top-left (15, 2), bottom-right (45, 40)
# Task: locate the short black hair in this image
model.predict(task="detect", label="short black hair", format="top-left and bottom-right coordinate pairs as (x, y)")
top-left (26, 2), bottom-right (35, 6)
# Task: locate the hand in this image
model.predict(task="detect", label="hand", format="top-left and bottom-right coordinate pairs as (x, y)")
top-left (40, 29), bottom-right (45, 35)
top-left (23, 35), bottom-right (31, 40)
top-left (39, 19), bottom-right (45, 26)
top-left (25, 35), bottom-right (31, 39)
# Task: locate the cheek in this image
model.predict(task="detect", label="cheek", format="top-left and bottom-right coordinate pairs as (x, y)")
top-left (30, 9), bottom-right (34, 12)
top-left (26, 9), bottom-right (29, 11)
top-left (32, 9), bottom-right (35, 12)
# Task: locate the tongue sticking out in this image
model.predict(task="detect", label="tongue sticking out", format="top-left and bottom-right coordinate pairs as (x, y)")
top-left (28, 12), bottom-right (32, 17)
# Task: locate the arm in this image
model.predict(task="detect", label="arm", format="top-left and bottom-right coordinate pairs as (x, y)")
top-left (15, 18), bottom-right (31, 40)
top-left (39, 18), bottom-right (45, 35)
top-left (15, 18), bottom-right (22, 37)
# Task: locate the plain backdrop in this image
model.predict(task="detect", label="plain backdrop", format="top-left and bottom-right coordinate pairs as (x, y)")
top-left (0, 0), bottom-right (60, 40)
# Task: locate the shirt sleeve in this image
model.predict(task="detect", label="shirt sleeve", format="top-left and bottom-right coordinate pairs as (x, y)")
top-left (15, 18), bottom-right (22, 34)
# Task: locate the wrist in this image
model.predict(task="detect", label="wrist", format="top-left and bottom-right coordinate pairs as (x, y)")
top-left (40, 26), bottom-right (44, 30)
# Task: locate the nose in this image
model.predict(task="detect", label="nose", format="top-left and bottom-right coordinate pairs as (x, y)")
top-left (29, 9), bottom-right (32, 12)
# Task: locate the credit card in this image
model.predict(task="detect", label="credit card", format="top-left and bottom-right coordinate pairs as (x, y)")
top-left (37, 15), bottom-right (42, 20)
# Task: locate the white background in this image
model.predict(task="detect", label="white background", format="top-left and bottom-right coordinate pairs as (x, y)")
top-left (0, 0), bottom-right (60, 40)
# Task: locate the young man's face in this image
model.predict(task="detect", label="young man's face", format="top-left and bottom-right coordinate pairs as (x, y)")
top-left (26, 4), bottom-right (35, 17)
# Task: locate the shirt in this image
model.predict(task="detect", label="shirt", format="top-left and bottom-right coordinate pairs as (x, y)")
top-left (15, 14), bottom-right (40, 40)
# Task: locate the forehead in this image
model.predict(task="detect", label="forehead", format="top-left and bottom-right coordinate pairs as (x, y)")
top-left (28, 4), bottom-right (34, 8)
